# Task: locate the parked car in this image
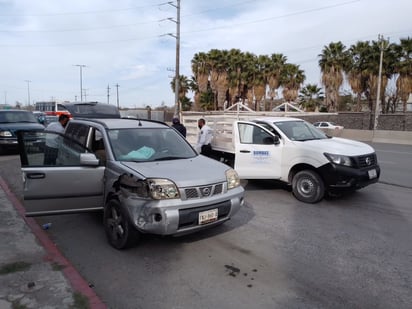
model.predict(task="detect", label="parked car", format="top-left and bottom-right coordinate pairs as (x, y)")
top-left (32, 111), bottom-right (47, 125)
top-left (0, 110), bottom-right (45, 155)
top-left (313, 121), bottom-right (344, 130)
top-left (16, 103), bottom-right (244, 249)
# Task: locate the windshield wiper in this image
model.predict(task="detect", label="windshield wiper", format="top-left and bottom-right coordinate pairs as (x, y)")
top-left (152, 156), bottom-right (187, 161)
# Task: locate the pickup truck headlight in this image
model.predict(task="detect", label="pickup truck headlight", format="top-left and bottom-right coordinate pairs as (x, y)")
top-left (147, 178), bottom-right (180, 200)
top-left (226, 169), bottom-right (240, 189)
top-left (0, 130), bottom-right (12, 137)
top-left (324, 153), bottom-right (353, 167)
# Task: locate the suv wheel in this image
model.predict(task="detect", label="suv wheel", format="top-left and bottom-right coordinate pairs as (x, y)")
top-left (104, 199), bottom-right (140, 249)
top-left (292, 170), bottom-right (325, 203)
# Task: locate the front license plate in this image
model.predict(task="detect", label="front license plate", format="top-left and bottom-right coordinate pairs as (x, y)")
top-left (199, 208), bottom-right (218, 225)
top-left (368, 169), bottom-right (377, 179)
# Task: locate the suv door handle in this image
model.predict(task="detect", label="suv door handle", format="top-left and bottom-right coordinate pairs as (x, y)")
top-left (239, 150), bottom-right (251, 153)
top-left (26, 173), bottom-right (45, 179)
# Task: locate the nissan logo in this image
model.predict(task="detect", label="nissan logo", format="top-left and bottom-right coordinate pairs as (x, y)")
top-left (202, 187), bottom-right (211, 196)
top-left (365, 157), bottom-right (372, 166)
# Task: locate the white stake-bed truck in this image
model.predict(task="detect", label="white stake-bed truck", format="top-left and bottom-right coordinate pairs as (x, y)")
top-left (183, 115), bottom-right (380, 203)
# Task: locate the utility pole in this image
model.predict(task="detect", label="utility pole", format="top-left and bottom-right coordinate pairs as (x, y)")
top-left (166, 0), bottom-right (181, 117)
top-left (24, 80), bottom-right (31, 107)
top-left (374, 34), bottom-right (385, 131)
top-left (83, 89), bottom-right (88, 101)
top-left (74, 64), bottom-right (86, 102)
top-left (115, 83), bottom-right (120, 109)
top-left (107, 84), bottom-right (110, 104)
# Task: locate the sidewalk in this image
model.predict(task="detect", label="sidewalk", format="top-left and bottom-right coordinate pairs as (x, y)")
top-left (0, 176), bottom-right (107, 309)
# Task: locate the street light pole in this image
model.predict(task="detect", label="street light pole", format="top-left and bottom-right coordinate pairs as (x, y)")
top-left (115, 83), bottom-right (120, 109)
top-left (24, 80), bottom-right (31, 107)
top-left (167, 0), bottom-right (181, 117)
top-left (374, 35), bottom-right (385, 131)
top-left (74, 64), bottom-right (86, 102)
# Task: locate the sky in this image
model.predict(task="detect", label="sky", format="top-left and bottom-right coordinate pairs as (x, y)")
top-left (0, 0), bottom-right (411, 109)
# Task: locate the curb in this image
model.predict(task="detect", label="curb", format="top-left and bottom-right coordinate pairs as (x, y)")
top-left (0, 176), bottom-right (107, 309)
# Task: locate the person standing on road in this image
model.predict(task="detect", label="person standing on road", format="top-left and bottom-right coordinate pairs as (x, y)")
top-left (171, 117), bottom-right (187, 137)
top-left (44, 114), bottom-right (70, 165)
top-left (196, 118), bottom-right (213, 156)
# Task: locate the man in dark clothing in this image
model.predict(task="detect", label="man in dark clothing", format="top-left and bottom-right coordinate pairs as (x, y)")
top-left (171, 117), bottom-right (187, 137)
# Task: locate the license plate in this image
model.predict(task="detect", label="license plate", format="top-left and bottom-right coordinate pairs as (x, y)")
top-left (199, 208), bottom-right (218, 225)
top-left (368, 169), bottom-right (377, 179)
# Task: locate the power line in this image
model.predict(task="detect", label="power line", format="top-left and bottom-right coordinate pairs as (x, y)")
top-left (0, 2), bottom-right (171, 17)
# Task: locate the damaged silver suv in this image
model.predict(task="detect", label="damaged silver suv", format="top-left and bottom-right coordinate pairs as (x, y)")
top-left (17, 105), bottom-right (244, 249)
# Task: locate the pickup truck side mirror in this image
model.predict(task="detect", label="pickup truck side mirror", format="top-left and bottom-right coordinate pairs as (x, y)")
top-left (263, 135), bottom-right (280, 145)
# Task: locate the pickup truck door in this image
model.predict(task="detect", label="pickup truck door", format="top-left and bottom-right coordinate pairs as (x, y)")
top-left (17, 131), bottom-right (105, 217)
top-left (233, 121), bottom-right (282, 179)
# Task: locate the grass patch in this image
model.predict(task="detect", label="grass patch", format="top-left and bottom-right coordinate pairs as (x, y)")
top-left (0, 261), bottom-right (31, 275)
top-left (51, 262), bottom-right (66, 271)
top-left (70, 292), bottom-right (90, 309)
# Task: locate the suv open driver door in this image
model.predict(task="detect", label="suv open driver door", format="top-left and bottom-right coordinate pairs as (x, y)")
top-left (17, 130), bottom-right (105, 217)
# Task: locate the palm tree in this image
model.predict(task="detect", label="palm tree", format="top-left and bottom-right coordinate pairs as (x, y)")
top-left (299, 84), bottom-right (324, 111)
top-left (267, 53), bottom-right (287, 100)
top-left (191, 52), bottom-right (210, 110)
top-left (318, 41), bottom-right (349, 112)
top-left (347, 41), bottom-right (370, 111)
top-left (280, 63), bottom-right (306, 102)
top-left (395, 37), bottom-right (412, 112)
top-left (170, 75), bottom-right (191, 111)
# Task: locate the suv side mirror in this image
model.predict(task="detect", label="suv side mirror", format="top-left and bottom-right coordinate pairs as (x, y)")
top-left (80, 153), bottom-right (100, 166)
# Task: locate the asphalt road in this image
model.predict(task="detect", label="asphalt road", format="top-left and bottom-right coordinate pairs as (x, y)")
top-left (1, 143), bottom-right (412, 309)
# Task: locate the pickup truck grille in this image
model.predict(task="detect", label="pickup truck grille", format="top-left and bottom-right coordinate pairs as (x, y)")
top-left (356, 153), bottom-right (377, 168)
top-left (184, 183), bottom-right (224, 200)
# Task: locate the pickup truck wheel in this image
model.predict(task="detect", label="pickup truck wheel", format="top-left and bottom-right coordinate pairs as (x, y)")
top-left (292, 170), bottom-right (325, 203)
top-left (104, 199), bottom-right (140, 250)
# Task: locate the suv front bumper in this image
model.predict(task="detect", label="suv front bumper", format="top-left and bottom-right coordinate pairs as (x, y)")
top-left (121, 185), bottom-right (245, 235)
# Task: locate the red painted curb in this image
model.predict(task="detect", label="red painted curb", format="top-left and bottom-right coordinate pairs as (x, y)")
top-left (0, 176), bottom-right (107, 309)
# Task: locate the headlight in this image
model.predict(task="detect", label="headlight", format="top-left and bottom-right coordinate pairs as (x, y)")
top-left (0, 130), bottom-right (12, 137)
top-left (226, 168), bottom-right (240, 189)
top-left (147, 178), bottom-right (180, 200)
top-left (324, 153), bottom-right (353, 167)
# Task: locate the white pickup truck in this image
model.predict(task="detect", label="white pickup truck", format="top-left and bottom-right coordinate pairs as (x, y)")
top-left (184, 115), bottom-right (380, 203)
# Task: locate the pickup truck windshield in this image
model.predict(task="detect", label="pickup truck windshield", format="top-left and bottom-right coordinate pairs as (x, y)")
top-left (274, 120), bottom-right (328, 141)
top-left (108, 127), bottom-right (197, 162)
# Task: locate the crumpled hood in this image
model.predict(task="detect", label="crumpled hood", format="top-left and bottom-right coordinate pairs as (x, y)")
top-left (120, 155), bottom-right (230, 187)
top-left (302, 137), bottom-right (375, 156)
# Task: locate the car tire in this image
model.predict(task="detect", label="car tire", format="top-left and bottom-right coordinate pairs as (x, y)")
top-left (104, 199), bottom-right (140, 250)
top-left (292, 170), bottom-right (325, 203)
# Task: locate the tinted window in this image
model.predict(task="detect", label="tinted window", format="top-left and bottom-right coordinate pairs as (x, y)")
top-left (19, 131), bottom-right (87, 167)
top-left (65, 123), bottom-right (90, 147)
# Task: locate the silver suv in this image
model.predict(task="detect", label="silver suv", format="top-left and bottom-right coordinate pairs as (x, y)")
top-left (17, 115), bottom-right (244, 249)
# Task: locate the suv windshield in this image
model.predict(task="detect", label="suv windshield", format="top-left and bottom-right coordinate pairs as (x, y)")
top-left (108, 127), bottom-right (196, 162)
top-left (0, 111), bottom-right (38, 123)
top-left (275, 120), bottom-right (328, 141)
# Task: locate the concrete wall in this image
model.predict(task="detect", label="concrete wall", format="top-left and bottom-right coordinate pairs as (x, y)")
top-left (181, 111), bottom-right (412, 145)
top-left (325, 128), bottom-right (412, 145)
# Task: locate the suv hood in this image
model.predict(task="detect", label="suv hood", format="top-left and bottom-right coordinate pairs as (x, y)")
top-left (121, 155), bottom-right (229, 187)
top-left (302, 137), bottom-right (375, 156)
top-left (0, 122), bottom-right (44, 135)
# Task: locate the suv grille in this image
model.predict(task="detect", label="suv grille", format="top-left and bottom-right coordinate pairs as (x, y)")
top-left (184, 183), bottom-right (224, 200)
top-left (356, 153), bottom-right (377, 168)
